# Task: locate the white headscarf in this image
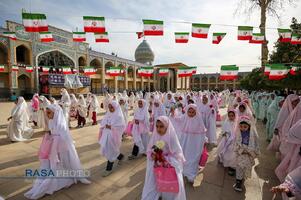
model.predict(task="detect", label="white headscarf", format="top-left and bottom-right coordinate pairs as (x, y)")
top-left (134, 99), bottom-right (149, 122)
top-left (100, 100), bottom-right (126, 128)
top-left (70, 94), bottom-right (78, 105)
top-left (287, 118), bottom-right (301, 144)
top-left (181, 104), bottom-right (207, 134)
top-left (78, 94), bottom-right (87, 107)
top-left (11, 97), bottom-right (28, 118)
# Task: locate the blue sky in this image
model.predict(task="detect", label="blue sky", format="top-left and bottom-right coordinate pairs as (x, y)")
top-left (0, 0), bottom-right (300, 73)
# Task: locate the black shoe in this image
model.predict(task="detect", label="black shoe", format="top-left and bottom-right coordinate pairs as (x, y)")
top-left (233, 180), bottom-right (243, 192)
top-left (228, 168), bottom-right (236, 176)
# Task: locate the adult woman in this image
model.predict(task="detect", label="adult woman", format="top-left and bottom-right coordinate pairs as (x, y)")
top-left (7, 97), bottom-right (34, 142)
top-left (142, 116), bottom-right (186, 200)
top-left (24, 104), bottom-right (90, 199)
top-left (99, 100), bottom-right (126, 176)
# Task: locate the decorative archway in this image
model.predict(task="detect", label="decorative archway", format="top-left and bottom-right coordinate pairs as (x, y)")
top-left (90, 58), bottom-right (101, 68)
top-left (18, 74), bottom-right (31, 95)
top-left (105, 61), bottom-right (114, 70)
top-left (16, 45), bottom-right (30, 65)
top-left (78, 56), bottom-right (86, 66)
top-left (128, 66), bottom-right (134, 78)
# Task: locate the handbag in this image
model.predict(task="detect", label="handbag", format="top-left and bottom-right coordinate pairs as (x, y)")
top-left (199, 144), bottom-right (209, 167)
top-left (153, 165), bottom-right (179, 193)
top-left (38, 134), bottom-right (53, 159)
top-left (125, 121), bottom-right (134, 136)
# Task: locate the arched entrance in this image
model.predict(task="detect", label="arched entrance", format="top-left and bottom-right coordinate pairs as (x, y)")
top-left (16, 45), bottom-right (30, 64)
top-left (18, 74), bottom-right (31, 97)
top-left (90, 58), bottom-right (102, 94)
top-left (37, 50), bottom-right (75, 73)
top-left (104, 61), bottom-right (114, 92)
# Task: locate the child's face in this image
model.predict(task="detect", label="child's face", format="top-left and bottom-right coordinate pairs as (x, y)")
top-left (156, 120), bottom-right (167, 136)
top-left (228, 112), bottom-right (235, 121)
top-left (239, 123), bottom-right (250, 132)
top-left (239, 105), bottom-right (246, 113)
top-left (202, 97), bottom-right (208, 104)
top-left (138, 100), bottom-right (143, 108)
top-left (187, 108), bottom-right (196, 118)
top-left (46, 108), bottom-right (54, 119)
top-left (108, 104), bottom-right (115, 113)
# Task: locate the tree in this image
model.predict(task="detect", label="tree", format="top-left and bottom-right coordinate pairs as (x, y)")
top-left (236, 0), bottom-right (296, 66)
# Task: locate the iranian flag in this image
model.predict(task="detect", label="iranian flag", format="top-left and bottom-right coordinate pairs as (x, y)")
top-left (212, 33), bottom-right (226, 44)
top-left (62, 67), bottom-right (72, 74)
top-left (39, 32), bottom-right (54, 42)
top-left (289, 66), bottom-right (298, 75)
top-left (175, 32), bottom-right (189, 43)
top-left (12, 65), bottom-right (18, 72)
top-left (0, 65), bottom-right (4, 72)
top-left (95, 32), bottom-right (109, 42)
top-left (84, 67), bottom-right (96, 75)
top-left (22, 12), bottom-right (48, 32)
top-left (190, 67), bottom-right (197, 74)
top-left (191, 23), bottom-right (211, 38)
top-left (140, 67), bottom-right (154, 77)
top-left (238, 26), bottom-right (253, 40)
top-left (264, 65), bottom-right (271, 76)
top-left (136, 32), bottom-right (144, 39)
top-left (26, 66), bottom-right (33, 72)
top-left (158, 68), bottom-right (169, 76)
top-left (42, 66), bottom-right (50, 73)
top-left (249, 33), bottom-right (264, 44)
top-left (291, 33), bottom-right (301, 45)
top-left (83, 16), bottom-right (105, 33)
top-left (143, 19), bottom-right (164, 36)
top-left (137, 68), bottom-right (142, 76)
top-left (73, 32), bottom-right (86, 42)
top-left (278, 29), bottom-right (291, 42)
top-left (178, 67), bottom-right (192, 77)
top-left (220, 65), bottom-right (239, 80)
top-left (269, 64), bottom-right (288, 80)
top-left (2, 32), bottom-right (16, 40)
top-left (107, 67), bottom-right (122, 76)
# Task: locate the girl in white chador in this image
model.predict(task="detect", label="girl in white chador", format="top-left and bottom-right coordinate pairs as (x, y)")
top-left (216, 109), bottom-right (237, 175)
top-left (77, 95), bottom-right (87, 128)
top-left (142, 116), bottom-right (186, 200)
top-left (175, 104), bottom-right (207, 184)
top-left (128, 99), bottom-right (150, 159)
top-left (119, 97), bottom-right (128, 124)
top-left (98, 100), bottom-right (126, 177)
top-left (90, 94), bottom-right (100, 125)
top-left (69, 94), bottom-right (78, 120)
top-left (59, 88), bottom-right (71, 127)
top-left (38, 96), bottom-right (51, 131)
top-left (24, 104), bottom-right (90, 199)
top-left (7, 97), bottom-right (34, 142)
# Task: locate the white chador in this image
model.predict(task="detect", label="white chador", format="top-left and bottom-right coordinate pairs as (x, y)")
top-left (142, 116), bottom-right (186, 200)
top-left (176, 104), bottom-right (207, 182)
top-left (99, 101), bottom-right (126, 162)
top-left (59, 88), bottom-right (71, 126)
top-left (37, 96), bottom-right (50, 131)
top-left (216, 109), bottom-right (237, 168)
top-left (132, 99), bottom-right (150, 154)
top-left (7, 97), bottom-right (34, 141)
top-left (24, 104), bottom-right (90, 199)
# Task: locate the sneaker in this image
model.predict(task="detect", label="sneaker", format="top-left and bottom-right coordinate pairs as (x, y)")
top-left (233, 182), bottom-right (243, 192)
top-left (128, 155), bottom-right (137, 160)
top-left (102, 170), bottom-right (112, 177)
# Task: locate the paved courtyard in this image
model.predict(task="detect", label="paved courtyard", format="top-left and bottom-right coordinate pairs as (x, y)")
top-left (0, 99), bottom-right (281, 200)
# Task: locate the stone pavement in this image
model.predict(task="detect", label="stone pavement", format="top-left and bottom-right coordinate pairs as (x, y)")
top-left (0, 100), bottom-right (282, 200)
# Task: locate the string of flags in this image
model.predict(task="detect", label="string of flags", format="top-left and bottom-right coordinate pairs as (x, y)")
top-left (1, 12), bottom-right (301, 45)
top-left (264, 64), bottom-right (300, 80)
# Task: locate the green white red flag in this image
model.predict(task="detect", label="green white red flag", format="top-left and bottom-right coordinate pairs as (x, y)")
top-left (136, 32), bottom-right (144, 39)
top-left (2, 32), bottom-right (16, 40)
top-left (62, 66), bottom-right (72, 74)
top-left (107, 67), bottom-right (122, 76)
top-left (83, 16), bottom-right (105, 33)
top-left (191, 23), bottom-right (211, 38)
top-left (158, 68), bottom-right (169, 76)
top-left (143, 20), bottom-right (164, 36)
top-left (237, 26), bottom-right (253, 40)
top-left (212, 33), bottom-right (226, 44)
top-left (42, 66), bottom-right (50, 73)
top-left (278, 29), bottom-right (291, 42)
top-left (139, 67), bottom-right (154, 77)
top-left (84, 67), bottom-right (96, 75)
top-left (190, 67), bottom-right (197, 74)
top-left (264, 65), bottom-right (270, 76)
top-left (291, 33), bottom-right (301, 45)
top-left (73, 32), bottom-right (86, 42)
top-left (269, 64), bottom-right (288, 80)
top-left (39, 32), bottom-right (54, 42)
top-left (0, 65), bottom-right (4, 72)
top-left (249, 33), bottom-right (264, 44)
top-left (26, 66), bottom-right (33, 72)
top-left (178, 67), bottom-right (192, 77)
top-left (22, 12), bottom-right (48, 32)
top-left (175, 32), bottom-right (189, 43)
top-left (220, 65), bottom-right (239, 80)
top-left (289, 66), bottom-right (298, 75)
top-left (95, 32), bottom-right (109, 42)
top-left (12, 65), bottom-right (18, 72)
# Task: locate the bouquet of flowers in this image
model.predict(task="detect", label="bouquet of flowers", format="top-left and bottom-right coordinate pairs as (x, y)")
top-left (151, 140), bottom-right (167, 167)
